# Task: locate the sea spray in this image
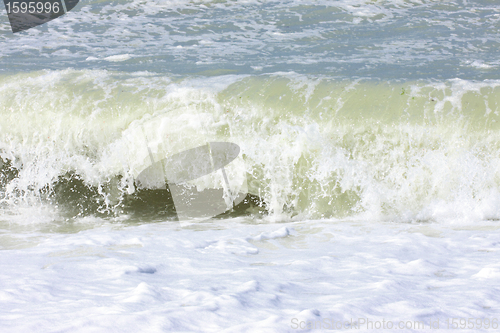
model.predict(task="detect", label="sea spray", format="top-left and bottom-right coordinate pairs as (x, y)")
top-left (1, 70), bottom-right (500, 222)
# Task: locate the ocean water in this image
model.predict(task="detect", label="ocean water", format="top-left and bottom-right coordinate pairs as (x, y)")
top-left (1, 0), bottom-right (500, 332)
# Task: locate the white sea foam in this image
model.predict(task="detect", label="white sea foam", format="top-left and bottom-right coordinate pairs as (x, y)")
top-left (103, 54), bottom-right (132, 62)
top-left (0, 218), bottom-right (499, 332)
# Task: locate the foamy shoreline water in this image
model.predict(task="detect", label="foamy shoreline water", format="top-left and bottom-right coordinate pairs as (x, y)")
top-left (1, 70), bottom-right (500, 332)
top-left (1, 218), bottom-right (499, 332)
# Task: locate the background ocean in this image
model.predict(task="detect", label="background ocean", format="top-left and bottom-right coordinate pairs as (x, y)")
top-left (1, 1), bottom-right (500, 332)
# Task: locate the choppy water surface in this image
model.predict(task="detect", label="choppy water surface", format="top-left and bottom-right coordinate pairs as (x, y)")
top-left (1, 0), bottom-right (499, 79)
